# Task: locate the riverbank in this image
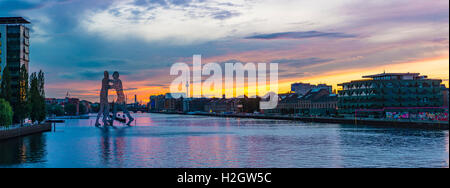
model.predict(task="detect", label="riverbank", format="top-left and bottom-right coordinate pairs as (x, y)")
top-left (150, 112), bottom-right (449, 130)
top-left (47, 115), bottom-right (89, 119)
top-left (0, 122), bottom-right (52, 140)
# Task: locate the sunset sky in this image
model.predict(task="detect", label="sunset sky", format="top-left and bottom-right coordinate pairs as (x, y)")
top-left (1, 0), bottom-right (449, 103)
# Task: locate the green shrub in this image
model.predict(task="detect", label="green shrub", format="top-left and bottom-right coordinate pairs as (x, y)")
top-left (47, 103), bottom-right (64, 117)
top-left (64, 103), bottom-right (77, 116)
top-left (0, 98), bottom-right (13, 127)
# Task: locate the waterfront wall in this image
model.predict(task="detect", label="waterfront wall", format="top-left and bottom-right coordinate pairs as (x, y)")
top-left (151, 112), bottom-right (449, 130)
top-left (0, 123), bottom-right (52, 140)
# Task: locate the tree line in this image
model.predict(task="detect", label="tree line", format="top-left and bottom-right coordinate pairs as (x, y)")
top-left (0, 64), bottom-right (46, 127)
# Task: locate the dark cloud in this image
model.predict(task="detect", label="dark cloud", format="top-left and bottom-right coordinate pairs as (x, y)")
top-left (123, 88), bottom-right (138, 91)
top-left (130, 0), bottom-right (239, 21)
top-left (245, 31), bottom-right (356, 40)
top-left (76, 59), bottom-right (128, 68)
top-left (132, 0), bottom-right (195, 7)
top-left (59, 70), bottom-right (105, 80)
top-left (211, 10), bottom-right (240, 20)
top-left (271, 58), bottom-right (333, 67)
top-left (279, 72), bottom-right (305, 78)
top-left (59, 70), bottom-right (130, 81)
top-left (0, 0), bottom-right (44, 13)
top-left (0, 0), bottom-right (73, 13)
top-left (64, 89), bottom-right (98, 94)
top-left (146, 83), bottom-right (167, 87)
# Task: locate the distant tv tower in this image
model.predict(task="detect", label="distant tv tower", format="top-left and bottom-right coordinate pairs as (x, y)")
top-left (186, 81), bottom-right (190, 98)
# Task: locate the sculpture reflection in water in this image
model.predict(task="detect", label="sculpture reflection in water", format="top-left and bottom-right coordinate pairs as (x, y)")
top-left (95, 71), bottom-right (134, 127)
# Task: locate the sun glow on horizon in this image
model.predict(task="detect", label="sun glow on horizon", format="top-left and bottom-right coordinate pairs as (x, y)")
top-left (132, 56), bottom-right (449, 103)
top-left (50, 56), bottom-right (448, 104)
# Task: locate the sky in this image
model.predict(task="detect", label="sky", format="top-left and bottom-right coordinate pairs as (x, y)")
top-left (1, 0), bottom-right (449, 103)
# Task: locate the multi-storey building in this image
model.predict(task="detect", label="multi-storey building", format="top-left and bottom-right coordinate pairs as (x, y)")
top-left (442, 86), bottom-right (449, 108)
top-left (300, 88), bottom-right (338, 116)
top-left (183, 98), bottom-right (210, 112)
top-left (267, 88), bottom-right (337, 115)
top-left (291, 82), bottom-right (332, 96)
top-left (45, 97), bottom-right (80, 115)
top-left (338, 73), bottom-right (445, 118)
top-left (204, 98), bottom-right (242, 114)
top-left (0, 17), bottom-right (30, 102)
top-left (149, 95), bottom-right (166, 112)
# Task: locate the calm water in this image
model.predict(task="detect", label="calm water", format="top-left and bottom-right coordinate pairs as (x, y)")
top-left (0, 113), bottom-right (448, 168)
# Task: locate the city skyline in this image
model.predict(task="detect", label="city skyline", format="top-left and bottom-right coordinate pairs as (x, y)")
top-left (1, 0), bottom-right (449, 103)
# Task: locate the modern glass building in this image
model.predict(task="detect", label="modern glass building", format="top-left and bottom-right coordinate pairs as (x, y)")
top-left (338, 73), bottom-right (445, 118)
top-left (0, 17), bottom-right (30, 102)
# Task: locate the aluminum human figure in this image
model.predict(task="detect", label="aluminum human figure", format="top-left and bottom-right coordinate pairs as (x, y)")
top-left (111, 71), bottom-right (134, 125)
top-left (95, 71), bottom-right (112, 126)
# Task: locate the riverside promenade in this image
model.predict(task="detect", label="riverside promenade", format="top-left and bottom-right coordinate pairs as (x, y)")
top-left (0, 122), bottom-right (52, 140)
top-left (151, 112), bottom-right (449, 130)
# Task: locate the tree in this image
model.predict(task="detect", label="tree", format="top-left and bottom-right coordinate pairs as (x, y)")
top-left (79, 103), bottom-right (87, 115)
top-left (37, 70), bottom-right (46, 122)
top-left (26, 70), bottom-right (46, 124)
top-left (29, 72), bottom-right (40, 123)
top-left (91, 103), bottom-right (100, 113)
top-left (46, 104), bottom-right (64, 117)
top-left (64, 103), bottom-right (77, 116)
top-left (0, 65), bottom-right (12, 103)
top-left (14, 64), bottom-right (30, 125)
top-left (0, 98), bottom-right (13, 127)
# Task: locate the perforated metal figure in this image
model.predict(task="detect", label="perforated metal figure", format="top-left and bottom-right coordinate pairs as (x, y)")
top-left (111, 71), bottom-right (134, 125)
top-left (95, 71), bottom-right (112, 126)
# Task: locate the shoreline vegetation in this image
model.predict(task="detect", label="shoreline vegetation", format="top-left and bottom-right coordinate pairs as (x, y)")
top-left (149, 111), bottom-right (449, 130)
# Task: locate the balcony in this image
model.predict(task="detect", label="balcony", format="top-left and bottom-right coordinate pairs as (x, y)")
top-left (23, 54), bottom-right (29, 61)
top-left (24, 38), bottom-right (29, 46)
top-left (24, 30), bottom-right (30, 38)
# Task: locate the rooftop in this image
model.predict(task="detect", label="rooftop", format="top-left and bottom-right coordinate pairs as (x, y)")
top-left (0, 17), bottom-right (31, 25)
top-left (362, 73), bottom-right (420, 78)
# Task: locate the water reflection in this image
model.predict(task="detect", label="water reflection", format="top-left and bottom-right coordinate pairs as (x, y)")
top-left (445, 132), bottom-right (449, 167)
top-left (98, 126), bottom-right (131, 167)
top-left (337, 127), bottom-right (448, 168)
top-left (0, 113), bottom-right (448, 168)
top-left (0, 133), bottom-right (47, 166)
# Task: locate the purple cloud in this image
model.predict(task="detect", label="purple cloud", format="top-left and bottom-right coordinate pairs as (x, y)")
top-left (245, 31), bottom-right (356, 40)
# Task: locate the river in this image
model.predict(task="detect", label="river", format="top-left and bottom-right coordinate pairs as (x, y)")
top-left (0, 113), bottom-right (448, 168)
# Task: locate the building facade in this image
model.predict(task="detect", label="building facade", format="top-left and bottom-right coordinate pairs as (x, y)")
top-left (338, 73), bottom-right (445, 118)
top-left (442, 86), bottom-right (449, 108)
top-left (149, 95), bottom-right (165, 112)
top-left (267, 89), bottom-right (337, 116)
top-left (45, 97), bottom-right (80, 115)
top-left (183, 98), bottom-right (210, 112)
top-left (291, 82), bottom-right (332, 95)
top-left (300, 89), bottom-right (338, 116)
top-left (204, 98), bottom-right (242, 114)
top-left (0, 17), bottom-right (30, 103)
